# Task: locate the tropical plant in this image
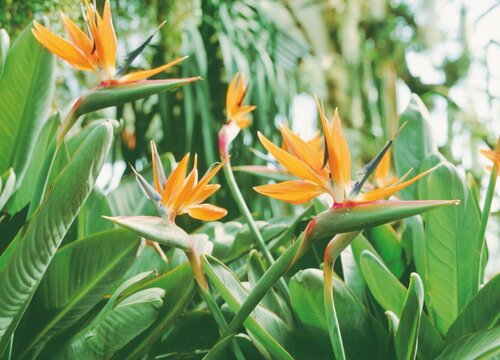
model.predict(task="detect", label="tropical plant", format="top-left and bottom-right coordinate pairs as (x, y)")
top-left (0, 1), bottom-right (498, 360)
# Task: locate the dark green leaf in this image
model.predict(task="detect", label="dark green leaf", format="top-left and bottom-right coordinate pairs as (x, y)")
top-left (419, 161), bottom-right (481, 334)
top-left (395, 273), bottom-right (425, 360)
top-left (446, 274), bottom-right (500, 343)
top-left (0, 25), bottom-right (54, 187)
top-left (0, 120), bottom-right (113, 353)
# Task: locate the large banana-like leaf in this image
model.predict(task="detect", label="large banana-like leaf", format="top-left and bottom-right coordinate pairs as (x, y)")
top-left (289, 268), bottom-right (389, 359)
top-left (0, 120), bottom-right (114, 354)
top-left (445, 274), bottom-right (500, 344)
top-left (116, 263), bottom-right (195, 360)
top-left (419, 161), bottom-right (481, 334)
top-left (5, 113), bottom-right (59, 214)
top-left (18, 229), bottom-right (141, 359)
top-left (395, 273), bottom-right (425, 360)
top-left (393, 95), bottom-right (436, 200)
top-left (435, 326), bottom-right (500, 360)
top-left (359, 250), bottom-right (443, 359)
top-left (53, 288), bottom-right (165, 359)
top-left (0, 25), bottom-right (54, 187)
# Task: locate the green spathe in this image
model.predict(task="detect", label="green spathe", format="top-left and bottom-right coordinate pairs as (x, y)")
top-left (59, 77), bottom-right (200, 141)
top-left (103, 215), bottom-right (192, 252)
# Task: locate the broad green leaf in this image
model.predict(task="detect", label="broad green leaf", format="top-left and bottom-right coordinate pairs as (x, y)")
top-left (120, 244), bottom-right (169, 282)
top-left (17, 229), bottom-right (141, 359)
top-left (158, 310), bottom-right (222, 358)
top-left (436, 326), bottom-right (500, 360)
top-left (0, 120), bottom-right (113, 354)
top-left (53, 288), bottom-right (165, 359)
top-left (446, 274), bottom-right (500, 343)
top-left (340, 242), bottom-right (367, 302)
top-left (117, 263), bottom-right (196, 360)
top-left (393, 95), bottom-right (436, 199)
top-left (290, 268), bottom-right (389, 359)
top-left (0, 25), bottom-right (54, 187)
top-left (395, 273), bottom-right (425, 360)
top-left (419, 161), bottom-right (481, 334)
top-left (402, 216), bottom-right (425, 275)
top-left (104, 215), bottom-right (192, 251)
top-left (202, 254), bottom-right (295, 360)
top-left (365, 224), bottom-right (405, 278)
top-left (77, 189), bottom-right (113, 238)
top-left (5, 113), bottom-right (59, 214)
top-left (360, 250), bottom-right (443, 359)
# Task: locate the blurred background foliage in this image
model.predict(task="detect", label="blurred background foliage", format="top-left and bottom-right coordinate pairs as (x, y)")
top-left (1, 0), bottom-right (498, 237)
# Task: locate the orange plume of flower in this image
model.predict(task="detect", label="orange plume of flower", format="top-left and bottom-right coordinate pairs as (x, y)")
top-left (254, 99), bottom-right (435, 205)
top-left (32, 0), bottom-right (186, 84)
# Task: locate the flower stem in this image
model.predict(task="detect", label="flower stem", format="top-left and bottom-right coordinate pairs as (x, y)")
top-left (222, 160), bottom-right (289, 296)
top-left (478, 165), bottom-right (498, 279)
top-left (323, 262), bottom-right (345, 360)
top-left (186, 247), bottom-right (245, 360)
top-left (323, 232), bottom-right (358, 360)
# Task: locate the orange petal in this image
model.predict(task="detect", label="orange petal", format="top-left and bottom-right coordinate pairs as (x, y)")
top-left (257, 131), bottom-right (325, 187)
top-left (226, 73), bottom-right (241, 117)
top-left (254, 180), bottom-right (325, 204)
top-left (186, 161), bottom-right (225, 205)
top-left (84, 1), bottom-right (109, 78)
top-left (101, 0), bottom-right (117, 76)
top-left (307, 132), bottom-right (323, 155)
top-left (119, 56), bottom-right (189, 83)
top-left (332, 108), bottom-right (351, 188)
top-left (234, 117), bottom-right (251, 129)
top-left (173, 155), bottom-right (198, 210)
top-left (374, 148), bottom-right (391, 182)
top-left (60, 12), bottom-right (95, 60)
top-left (189, 184), bottom-right (220, 205)
top-left (315, 97), bottom-right (351, 193)
top-left (32, 22), bottom-right (94, 71)
top-left (163, 154), bottom-right (190, 206)
top-left (279, 124), bottom-right (325, 174)
top-left (361, 166), bottom-right (436, 202)
top-left (187, 204), bottom-right (227, 221)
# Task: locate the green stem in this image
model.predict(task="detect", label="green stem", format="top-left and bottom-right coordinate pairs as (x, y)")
top-left (215, 236), bottom-right (304, 346)
top-left (323, 232), bottom-right (359, 360)
top-left (222, 160), bottom-right (289, 296)
top-left (323, 263), bottom-right (345, 360)
top-left (478, 165), bottom-right (497, 280)
top-left (186, 247), bottom-right (245, 360)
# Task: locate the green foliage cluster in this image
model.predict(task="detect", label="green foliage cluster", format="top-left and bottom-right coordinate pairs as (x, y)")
top-left (0, 1), bottom-right (498, 360)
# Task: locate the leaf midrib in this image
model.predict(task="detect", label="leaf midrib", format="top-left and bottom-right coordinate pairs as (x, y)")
top-left (21, 239), bottom-right (137, 357)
